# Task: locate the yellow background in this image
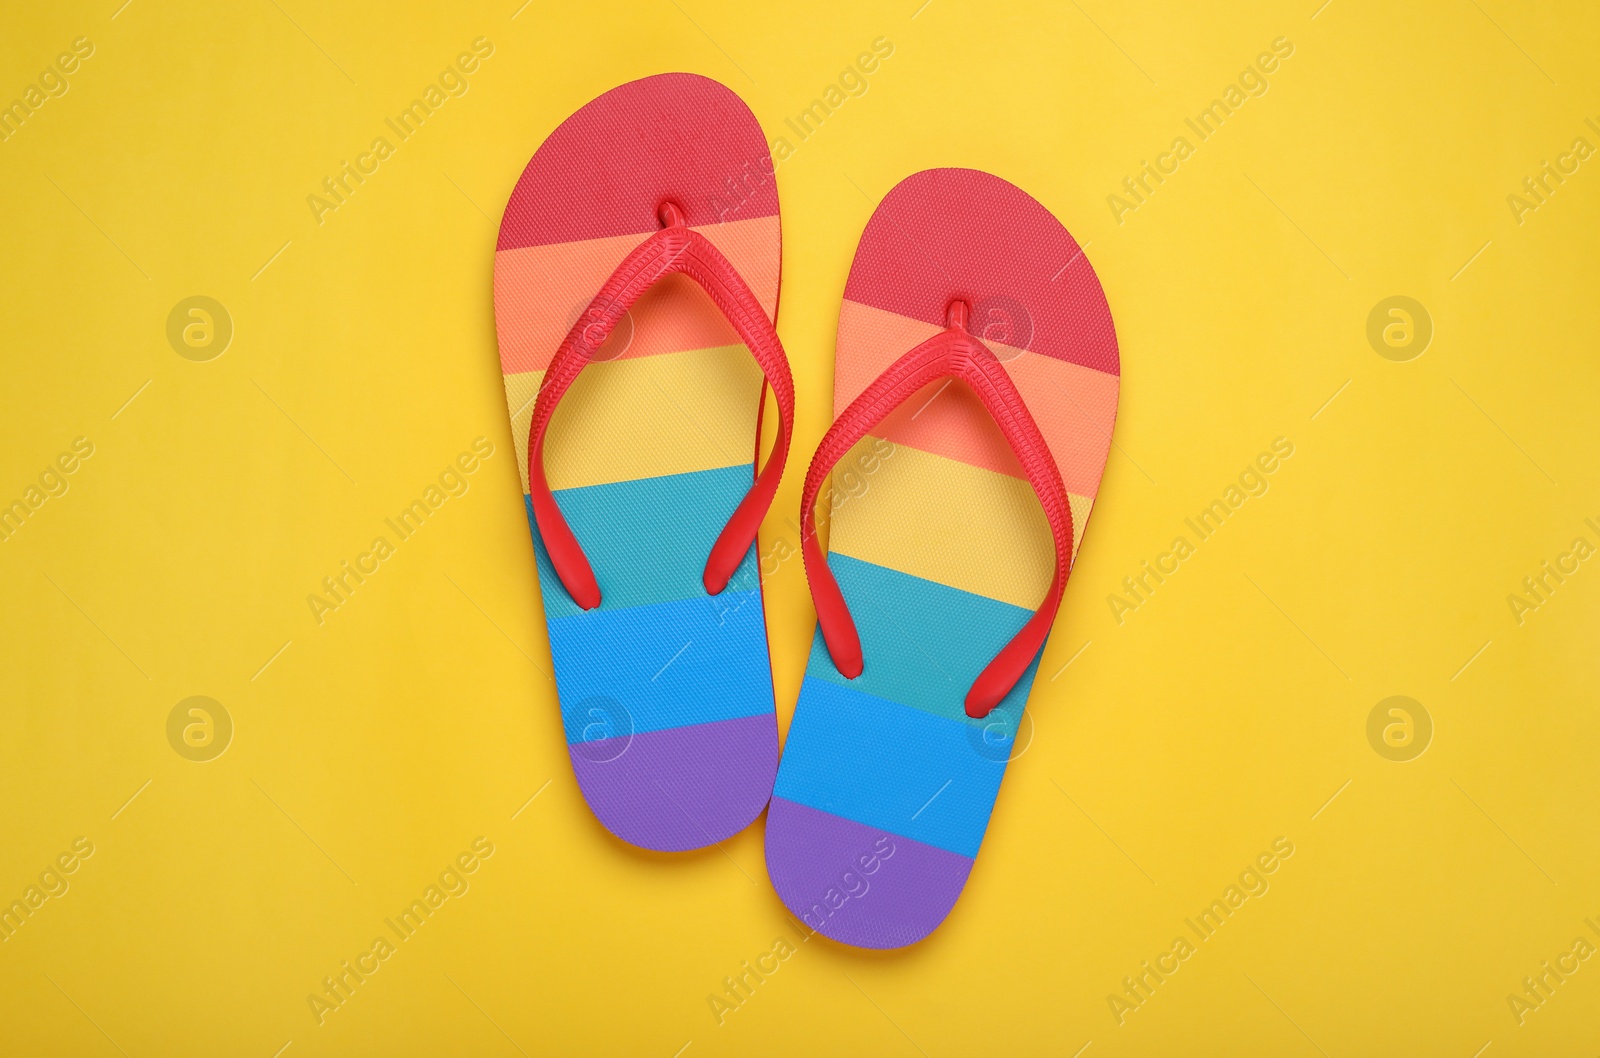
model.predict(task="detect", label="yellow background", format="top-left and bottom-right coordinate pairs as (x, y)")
top-left (2, 0), bottom-right (1597, 1054)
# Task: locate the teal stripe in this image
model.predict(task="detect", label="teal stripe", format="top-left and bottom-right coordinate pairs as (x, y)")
top-left (806, 552), bottom-right (1042, 725)
top-left (775, 554), bottom-right (1048, 858)
top-left (522, 463), bottom-right (774, 743)
top-left (527, 464), bottom-right (756, 620)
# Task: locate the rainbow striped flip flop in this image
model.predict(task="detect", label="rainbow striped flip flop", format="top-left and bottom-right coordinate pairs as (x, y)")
top-left (492, 74), bottom-right (792, 852)
top-left (766, 169), bottom-right (1120, 947)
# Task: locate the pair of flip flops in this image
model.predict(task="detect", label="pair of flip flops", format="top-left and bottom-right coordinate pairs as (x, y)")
top-left (492, 74), bottom-right (1119, 950)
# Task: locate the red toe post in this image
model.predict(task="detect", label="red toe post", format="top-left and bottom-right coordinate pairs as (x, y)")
top-left (799, 299), bottom-right (1075, 718)
top-left (526, 201), bottom-right (794, 610)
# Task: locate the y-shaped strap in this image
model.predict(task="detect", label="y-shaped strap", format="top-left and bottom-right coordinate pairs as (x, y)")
top-left (528, 202), bottom-right (794, 609)
top-left (799, 301), bottom-right (1074, 718)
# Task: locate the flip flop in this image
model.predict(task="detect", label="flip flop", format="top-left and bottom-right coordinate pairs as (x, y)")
top-left (766, 168), bottom-right (1119, 947)
top-left (492, 74), bottom-right (792, 852)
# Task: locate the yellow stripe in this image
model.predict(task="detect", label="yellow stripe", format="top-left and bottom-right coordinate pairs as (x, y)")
top-left (502, 343), bottom-right (761, 493)
top-left (826, 439), bottom-right (1094, 610)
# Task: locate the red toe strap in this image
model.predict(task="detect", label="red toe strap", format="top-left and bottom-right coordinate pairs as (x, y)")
top-left (528, 202), bottom-right (794, 609)
top-left (800, 301), bottom-right (1074, 718)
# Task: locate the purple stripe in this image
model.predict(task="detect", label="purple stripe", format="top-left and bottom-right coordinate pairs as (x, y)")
top-left (765, 797), bottom-right (973, 949)
top-left (568, 713), bottom-right (777, 852)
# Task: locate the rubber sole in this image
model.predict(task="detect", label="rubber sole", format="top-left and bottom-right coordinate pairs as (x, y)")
top-left (493, 73), bottom-right (782, 852)
top-left (767, 168), bottom-right (1120, 946)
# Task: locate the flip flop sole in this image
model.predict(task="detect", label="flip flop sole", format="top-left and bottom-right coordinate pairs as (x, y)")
top-left (768, 168), bottom-right (1119, 946)
top-left (493, 74), bottom-right (781, 852)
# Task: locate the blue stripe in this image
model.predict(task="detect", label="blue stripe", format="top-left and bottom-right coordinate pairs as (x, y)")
top-left (774, 676), bottom-right (1005, 858)
top-left (806, 553), bottom-right (1042, 725)
top-left (546, 585), bottom-right (774, 743)
top-left (525, 464), bottom-right (758, 620)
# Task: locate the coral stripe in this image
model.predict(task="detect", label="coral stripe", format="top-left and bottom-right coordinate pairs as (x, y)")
top-left (834, 299), bottom-right (1119, 499)
top-left (495, 216), bottom-right (779, 375)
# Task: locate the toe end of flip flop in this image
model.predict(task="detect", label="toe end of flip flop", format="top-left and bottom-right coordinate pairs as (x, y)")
top-left (567, 714), bottom-right (778, 853)
top-left (765, 797), bottom-right (973, 949)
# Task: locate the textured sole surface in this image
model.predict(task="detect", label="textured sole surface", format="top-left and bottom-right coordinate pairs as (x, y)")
top-left (493, 73), bottom-right (781, 852)
top-left (768, 168), bottom-right (1120, 945)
